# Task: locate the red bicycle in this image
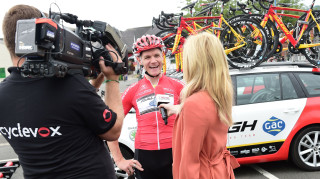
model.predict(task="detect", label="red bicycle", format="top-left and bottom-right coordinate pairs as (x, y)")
top-left (155, 0), bottom-right (269, 70)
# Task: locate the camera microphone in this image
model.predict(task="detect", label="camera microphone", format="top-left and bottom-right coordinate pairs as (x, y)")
top-left (155, 85), bottom-right (170, 125)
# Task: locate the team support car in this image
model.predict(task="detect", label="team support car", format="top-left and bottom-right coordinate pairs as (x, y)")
top-left (101, 62), bottom-right (320, 178)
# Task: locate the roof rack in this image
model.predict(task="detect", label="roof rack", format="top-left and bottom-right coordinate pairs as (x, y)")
top-left (229, 62), bottom-right (317, 70)
top-left (259, 62), bottom-right (316, 68)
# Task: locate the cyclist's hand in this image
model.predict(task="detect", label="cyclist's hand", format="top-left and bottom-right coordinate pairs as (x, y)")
top-left (159, 104), bottom-right (180, 116)
top-left (116, 158), bottom-right (143, 176)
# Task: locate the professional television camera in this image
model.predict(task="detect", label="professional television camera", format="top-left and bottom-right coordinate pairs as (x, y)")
top-left (14, 11), bottom-right (128, 78)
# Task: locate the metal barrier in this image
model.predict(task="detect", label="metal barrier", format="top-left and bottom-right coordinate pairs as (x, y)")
top-left (0, 160), bottom-right (20, 179)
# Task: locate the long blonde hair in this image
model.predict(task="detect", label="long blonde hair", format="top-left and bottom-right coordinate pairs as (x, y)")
top-left (180, 32), bottom-right (233, 126)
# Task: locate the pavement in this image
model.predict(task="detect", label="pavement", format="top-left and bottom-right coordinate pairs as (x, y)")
top-left (119, 74), bottom-right (139, 93)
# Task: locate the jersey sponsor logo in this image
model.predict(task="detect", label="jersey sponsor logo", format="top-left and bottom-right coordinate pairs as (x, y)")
top-left (103, 109), bottom-right (112, 122)
top-left (0, 123), bottom-right (62, 139)
top-left (149, 98), bottom-right (157, 107)
top-left (137, 93), bottom-right (175, 115)
top-left (136, 94), bottom-right (158, 115)
top-left (263, 116), bottom-right (285, 136)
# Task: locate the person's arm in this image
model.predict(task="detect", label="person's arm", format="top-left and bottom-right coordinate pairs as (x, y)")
top-left (98, 44), bottom-right (124, 141)
top-left (107, 83), bottom-right (144, 175)
top-left (90, 73), bottom-right (105, 91)
top-left (159, 103), bottom-right (181, 117)
top-left (178, 98), bottom-right (209, 179)
top-left (158, 78), bottom-right (184, 116)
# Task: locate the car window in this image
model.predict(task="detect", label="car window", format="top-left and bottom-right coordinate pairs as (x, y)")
top-left (297, 73), bottom-right (320, 96)
top-left (281, 74), bottom-right (298, 100)
top-left (236, 74), bottom-right (281, 105)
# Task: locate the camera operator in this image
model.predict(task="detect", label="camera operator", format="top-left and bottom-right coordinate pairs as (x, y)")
top-left (0, 4), bottom-right (124, 179)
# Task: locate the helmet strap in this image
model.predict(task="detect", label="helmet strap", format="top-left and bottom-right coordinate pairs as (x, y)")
top-left (145, 71), bottom-right (160, 78)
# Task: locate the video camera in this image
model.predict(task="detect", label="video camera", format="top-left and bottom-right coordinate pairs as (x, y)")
top-left (15, 11), bottom-right (128, 78)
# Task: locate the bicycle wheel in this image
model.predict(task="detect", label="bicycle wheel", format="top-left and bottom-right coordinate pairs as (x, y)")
top-left (244, 14), bottom-right (279, 60)
top-left (301, 21), bottom-right (320, 66)
top-left (156, 29), bottom-right (188, 49)
top-left (220, 18), bottom-right (268, 69)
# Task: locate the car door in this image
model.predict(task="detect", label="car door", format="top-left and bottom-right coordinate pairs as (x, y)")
top-left (228, 73), bottom-right (306, 158)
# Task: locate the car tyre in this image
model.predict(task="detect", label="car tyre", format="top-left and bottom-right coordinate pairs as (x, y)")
top-left (290, 126), bottom-right (320, 171)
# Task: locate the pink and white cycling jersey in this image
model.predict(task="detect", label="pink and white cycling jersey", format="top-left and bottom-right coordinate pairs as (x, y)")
top-left (122, 75), bottom-right (184, 150)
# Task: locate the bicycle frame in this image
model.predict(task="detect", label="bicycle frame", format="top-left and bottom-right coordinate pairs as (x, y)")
top-left (260, 5), bottom-right (320, 49)
top-left (172, 14), bottom-right (246, 54)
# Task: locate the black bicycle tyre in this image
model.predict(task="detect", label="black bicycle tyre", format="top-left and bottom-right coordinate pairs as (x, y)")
top-left (156, 29), bottom-right (188, 49)
top-left (244, 14), bottom-right (279, 60)
top-left (221, 18), bottom-right (259, 64)
top-left (220, 18), bottom-right (268, 69)
top-left (300, 21), bottom-right (320, 66)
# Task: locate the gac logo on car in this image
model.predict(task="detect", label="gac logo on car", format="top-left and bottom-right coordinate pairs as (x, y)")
top-left (263, 116), bottom-right (285, 136)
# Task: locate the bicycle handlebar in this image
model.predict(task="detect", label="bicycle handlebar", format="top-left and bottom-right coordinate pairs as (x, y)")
top-left (161, 11), bottom-right (181, 26)
top-left (259, 0), bottom-right (274, 10)
top-left (200, 1), bottom-right (218, 8)
top-left (195, 8), bottom-right (212, 16)
top-left (153, 16), bottom-right (173, 30)
top-left (161, 11), bottom-right (175, 18)
top-left (237, 2), bottom-right (252, 14)
top-left (218, 0), bottom-right (230, 4)
top-left (181, 0), bottom-right (198, 10)
top-left (249, 0), bottom-right (262, 12)
top-left (153, 12), bottom-right (180, 30)
top-left (165, 17), bottom-right (178, 27)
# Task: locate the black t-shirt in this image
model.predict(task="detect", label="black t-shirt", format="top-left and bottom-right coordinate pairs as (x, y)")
top-left (0, 67), bottom-right (117, 179)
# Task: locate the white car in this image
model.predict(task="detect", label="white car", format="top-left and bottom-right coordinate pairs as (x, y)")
top-left (104, 62), bottom-right (320, 178)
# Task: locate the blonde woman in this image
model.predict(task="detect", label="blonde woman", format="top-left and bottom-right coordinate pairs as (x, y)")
top-left (160, 32), bottom-right (240, 179)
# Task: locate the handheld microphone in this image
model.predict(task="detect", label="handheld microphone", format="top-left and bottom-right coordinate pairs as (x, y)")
top-left (155, 86), bottom-right (170, 125)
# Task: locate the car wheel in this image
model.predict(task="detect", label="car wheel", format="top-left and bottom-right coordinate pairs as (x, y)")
top-left (290, 126), bottom-right (320, 171)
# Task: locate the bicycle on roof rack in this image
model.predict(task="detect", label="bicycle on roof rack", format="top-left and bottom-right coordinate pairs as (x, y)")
top-left (253, 0), bottom-right (320, 67)
top-left (154, 0), bottom-right (269, 70)
top-left (152, 0), bottom-right (320, 71)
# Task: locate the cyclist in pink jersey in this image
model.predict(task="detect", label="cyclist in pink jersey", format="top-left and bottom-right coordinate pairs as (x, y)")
top-left (107, 34), bottom-right (184, 179)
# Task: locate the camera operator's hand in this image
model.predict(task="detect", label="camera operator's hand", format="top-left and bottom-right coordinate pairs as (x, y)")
top-left (99, 43), bottom-right (122, 80)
